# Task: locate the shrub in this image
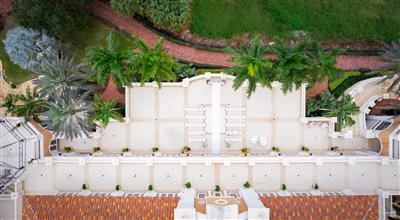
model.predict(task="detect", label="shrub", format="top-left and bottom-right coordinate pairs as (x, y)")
top-left (110, 0), bottom-right (147, 17)
top-left (183, 145), bottom-right (191, 152)
top-left (241, 147), bottom-right (250, 156)
top-left (82, 184), bottom-right (88, 190)
top-left (122, 147), bottom-right (129, 153)
top-left (151, 147), bottom-right (159, 153)
top-left (148, 184), bottom-right (154, 191)
top-left (93, 147), bottom-right (101, 153)
top-left (330, 146), bottom-right (340, 152)
top-left (185, 181), bottom-right (191, 189)
top-left (272, 147), bottom-right (280, 152)
top-left (281, 184), bottom-right (286, 191)
top-left (12, 0), bottom-right (90, 40)
top-left (329, 71), bottom-right (361, 91)
top-left (64, 147), bottom-right (72, 153)
top-left (115, 184), bottom-right (121, 191)
top-left (10, 82), bottom-right (17, 89)
top-left (215, 185), bottom-right (221, 192)
top-left (3, 26), bottom-right (58, 71)
top-left (243, 181), bottom-right (251, 188)
top-left (175, 63), bottom-right (196, 81)
top-left (313, 183), bottom-right (319, 190)
top-left (143, 0), bottom-right (191, 32)
top-left (300, 146), bottom-right (310, 152)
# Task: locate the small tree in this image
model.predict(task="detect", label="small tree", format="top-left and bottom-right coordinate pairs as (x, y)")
top-left (131, 36), bottom-right (177, 88)
top-left (1, 94), bottom-right (16, 113)
top-left (11, 87), bottom-right (46, 122)
top-left (90, 94), bottom-right (124, 128)
top-left (3, 26), bottom-right (58, 71)
top-left (324, 94), bottom-right (360, 130)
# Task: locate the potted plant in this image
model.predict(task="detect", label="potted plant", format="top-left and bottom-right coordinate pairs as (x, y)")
top-left (300, 146), bottom-right (312, 156)
top-left (81, 183), bottom-right (91, 196)
top-left (111, 184), bottom-right (124, 196)
top-left (121, 147), bottom-right (132, 156)
top-left (115, 184), bottom-right (121, 191)
top-left (310, 183), bottom-right (322, 195)
top-left (330, 146), bottom-right (339, 151)
top-left (241, 147), bottom-right (250, 156)
top-left (151, 147), bottom-right (159, 156)
top-left (270, 147), bottom-right (281, 156)
top-left (145, 184), bottom-right (156, 197)
top-left (215, 185), bottom-right (221, 192)
top-left (185, 181), bottom-right (191, 189)
top-left (64, 147), bottom-right (72, 153)
top-left (243, 181), bottom-right (251, 189)
top-left (182, 145), bottom-right (191, 156)
top-left (92, 146), bottom-right (103, 156)
top-left (328, 146), bottom-right (341, 156)
top-left (278, 184), bottom-right (289, 196)
top-left (312, 183), bottom-right (319, 190)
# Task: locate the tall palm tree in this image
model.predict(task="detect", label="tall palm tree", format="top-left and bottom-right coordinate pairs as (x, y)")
top-left (90, 94), bottom-right (124, 128)
top-left (377, 40), bottom-right (400, 96)
top-left (44, 89), bottom-right (91, 139)
top-left (11, 87), bottom-right (46, 122)
top-left (324, 94), bottom-right (360, 130)
top-left (131, 36), bottom-right (177, 87)
top-left (86, 32), bottom-right (133, 87)
top-left (226, 36), bottom-right (275, 97)
top-left (268, 38), bottom-right (341, 93)
top-left (34, 56), bottom-right (93, 97)
top-left (1, 94), bottom-right (16, 113)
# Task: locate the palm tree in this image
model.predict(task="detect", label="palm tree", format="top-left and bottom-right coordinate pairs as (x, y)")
top-left (11, 87), bottom-right (46, 122)
top-left (44, 89), bottom-right (91, 139)
top-left (324, 94), bottom-right (360, 130)
top-left (226, 36), bottom-right (275, 97)
top-left (377, 40), bottom-right (400, 96)
top-left (34, 56), bottom-right (93, 97)
top-left (268, 38), bottom-right (341, 93)
top-left (90, 94), bottom-right (124, 128)
top-left (306, 91), bottom-right (337, 116)
top-left (131, 36), bottom-right (177, 87)
top-left (86, 32), bottom-right (133, 87)
top-left (1, 94), bottom-right (16, 113)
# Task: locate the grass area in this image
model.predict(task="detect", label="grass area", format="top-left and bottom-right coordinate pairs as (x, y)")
top-left (0, 18), bottom-right (33, 85)
top-left (0, 18), bottom-right (134, 84)
top-left (65, 19), bottom-right (135, 62)
top-left (190, 0), bottom-right (400, 41)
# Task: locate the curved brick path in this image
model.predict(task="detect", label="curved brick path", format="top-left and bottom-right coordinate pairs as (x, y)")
top-left (90, 1), bottom-right (388, 70)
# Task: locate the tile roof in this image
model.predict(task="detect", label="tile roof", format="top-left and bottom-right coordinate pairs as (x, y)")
top-left (260, 195), bottom-right (378, 220)
top-left (23, 195), bottom-right (179, 220)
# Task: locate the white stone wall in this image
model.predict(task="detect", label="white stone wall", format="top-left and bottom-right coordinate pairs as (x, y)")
top-left (23, 158), bottom-right (400, 194)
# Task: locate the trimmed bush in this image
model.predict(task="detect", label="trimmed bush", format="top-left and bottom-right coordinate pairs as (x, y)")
top-left (110, 0), bottom-right (147, 17)
top-left (146, 0), bottom-right (191, 32)
top-left (3, 26), bottom-right (58, 71)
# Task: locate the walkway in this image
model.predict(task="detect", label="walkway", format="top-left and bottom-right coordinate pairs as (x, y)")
top-left (90, 1), bottom-right (388, 70)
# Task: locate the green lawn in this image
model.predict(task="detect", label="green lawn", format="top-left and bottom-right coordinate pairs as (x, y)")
top-left (190, 0), bottom-right (400, 41)
top-left (0, 18), bottom-right (134, 84)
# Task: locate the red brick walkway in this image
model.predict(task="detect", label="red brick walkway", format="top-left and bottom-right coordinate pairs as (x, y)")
top-left (90, 1), bottom-right (388, 71)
